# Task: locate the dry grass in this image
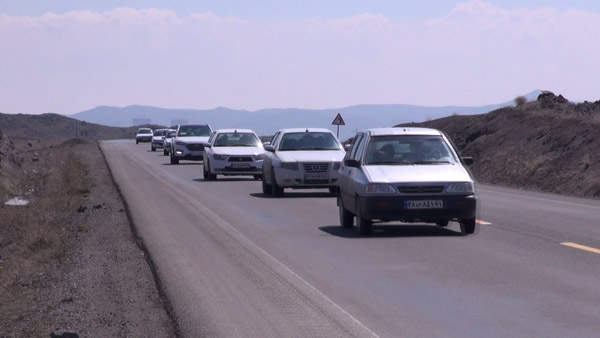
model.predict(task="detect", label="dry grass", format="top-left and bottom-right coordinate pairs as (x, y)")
top-left (0, 146), bottom-right (90, 292)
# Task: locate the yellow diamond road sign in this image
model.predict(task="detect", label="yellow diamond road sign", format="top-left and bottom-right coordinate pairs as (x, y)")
top-left (332, 113), bottom-right (345, 126)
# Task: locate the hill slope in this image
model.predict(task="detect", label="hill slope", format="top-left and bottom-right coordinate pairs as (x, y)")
top-left (403, 92), bottom-right (600, 198)
top-left (0, 113), bottom-right (156, 140)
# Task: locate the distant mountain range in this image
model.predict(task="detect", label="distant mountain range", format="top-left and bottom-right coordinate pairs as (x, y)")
top-left (69, 90), bottom-right (542, 140)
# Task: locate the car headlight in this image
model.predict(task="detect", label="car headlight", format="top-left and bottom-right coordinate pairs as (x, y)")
top-left (280, 162), bottom-right (299, 170)
top-left (332, 161), bottom-right (341, 170)
top-left (213, 154), bottom-right (227, 160)
top-left (446, 182), bottom-right (474, 193)
top-left (253, 153), bottom-right (265, 160)
top-left (175, 141), bottom-right (186, 146)
top-left (365, 184), bottom-right (396, 194)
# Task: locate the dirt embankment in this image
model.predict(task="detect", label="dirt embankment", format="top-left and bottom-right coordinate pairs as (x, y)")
top-left (0, 133), bottom-right (175, 337)
top-left (403, 92), bottom-right (600, 198)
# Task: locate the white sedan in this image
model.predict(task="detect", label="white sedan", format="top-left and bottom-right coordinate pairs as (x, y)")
top-left (261, 128), bottom-right (346, 197)
top-left (202, 129), bottom-right (265, 181)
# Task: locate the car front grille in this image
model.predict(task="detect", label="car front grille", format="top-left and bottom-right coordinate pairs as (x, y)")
top-left (302, 163), bottom-right (329, 173)
top-left (302, 179), bottom-right (330, 185)
top-left (185, 144), bottom-right (204, 151)
top-left (228, 156), bottom-right (253, 162)
top-left (397, 185), bottom-right (445, 194)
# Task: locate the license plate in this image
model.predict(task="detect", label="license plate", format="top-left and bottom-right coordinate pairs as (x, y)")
top-left (304, 173), bottom-right (329, 180)
top-left (404, 200), bottom-right (444, 209)
top-left (191, 151), bottom-right (203, 156)
top-left (231, 162), bottom-right (251, 168)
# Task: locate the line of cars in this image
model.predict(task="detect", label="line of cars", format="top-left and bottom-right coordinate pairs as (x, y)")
top-left (135, 124), bottom-right (478, 236)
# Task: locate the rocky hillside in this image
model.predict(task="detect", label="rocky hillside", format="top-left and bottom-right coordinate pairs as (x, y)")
top-left (0, 129), bottom-right (23, 197)
top-left (402, 92), bottom-right (600, 198)
top-left (0, 112), bottom-right (163, 140)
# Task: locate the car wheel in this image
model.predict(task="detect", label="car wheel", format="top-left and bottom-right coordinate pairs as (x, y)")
top-left (329, 186), bottom-right (339, 195)
top-left (338, 196), bottom-right (354, 228)
top-left (163, 149), bottom-right (168, 156)
top-left (203, 162), bottom-right (209, 180)
top-left (254, 174), bottom-right (262, 180)
top-left (460, 218), bottom-right (477, 235)
top-left (170, 153), bottom-right (179, 165)
top-left (436, 220), bottom-right (449, 227)
top-left (205, 161), bottom-right (216, 181)
top-left (136, 140), bottom-right (139, 144)
top-left (271, 167), bottom-right (284, 197)
top-left (356, 199), bottom-right (372, 236)
top-left (151, 146), bottom-right (155, 151)
top-left (261, 175), bottom-right (272, 194)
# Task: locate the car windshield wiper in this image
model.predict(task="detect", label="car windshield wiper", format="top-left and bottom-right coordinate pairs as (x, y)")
top-left (369, 160), bottom-right (411, 165)
top-left (411, 160), bottom-right (453, 165)
top-left (303, 147), bottom-right (336, 150)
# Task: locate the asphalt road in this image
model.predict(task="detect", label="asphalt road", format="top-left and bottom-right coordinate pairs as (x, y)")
top-left (102, 140), bottom-right (600, 338)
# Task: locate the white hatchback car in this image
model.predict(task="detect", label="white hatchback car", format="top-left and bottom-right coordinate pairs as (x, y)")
top-left (203, 129), bottom-right (265, 180)
top-left (337, 127), bottom-right (477, 236)
top-left (261, 128), bottom-right (346, 196)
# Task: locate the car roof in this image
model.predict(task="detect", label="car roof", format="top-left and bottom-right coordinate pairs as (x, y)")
top-left (178, 124), bottom-right (210, 127)
top-left (214, 128), bottom-right (256, 134)
top-left (362, 127), bottom-right (443, 136)
top-left (277, 128), bottom-right (334, 134)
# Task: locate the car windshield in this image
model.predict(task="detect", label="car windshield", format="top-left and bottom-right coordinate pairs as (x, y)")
top-left (138, 129), bottom-right (152, 134)
top-left (166, 131), bottom-right (176, 138)
top-left (365, 135), bottom-right (457, 165)
top-left (213, 132), bottom-right (260, 147)
top-left (178, 125), bottom-right (211, 137)
top-left (278, 132), bottom-right (341, 151)
top-left (154, 129), bottom-right (168, 136)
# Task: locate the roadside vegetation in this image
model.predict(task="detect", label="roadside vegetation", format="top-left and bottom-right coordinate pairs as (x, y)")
top-left (0, 138), bottom-right (90, 336)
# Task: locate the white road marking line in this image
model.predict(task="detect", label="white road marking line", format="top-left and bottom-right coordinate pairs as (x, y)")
top-left (479, 189), bottom-right (600, 211)
top-left (561, 242), bottom-right (600, 255)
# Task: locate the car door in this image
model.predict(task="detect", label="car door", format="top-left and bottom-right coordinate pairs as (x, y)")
top-left (340, 133), bottom-right (365, 209)
top-left (263, 131), bottom-right (281, 183)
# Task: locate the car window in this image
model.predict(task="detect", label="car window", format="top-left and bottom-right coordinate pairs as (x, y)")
top-left (138, 128), bottom-right (152, 134)
top-left (348, 134), bottom-right (364, 160)
top-left (177, 125), bottom-right (211, 137)
top-left (365, 135), bottom-right (457, 165)
top-left (354, 135), bottom-right (367, 161)
top-left (154, 129), bottom-right (168, 136)
top-left (278, 132), bottom-right (341, 151)
top-left (270, 132), bottom-right (281, 148)
top-left (208, 131), bottom-right (217, 144)
top-left (166, 131), bottom-right (176, 138)
top-left (214, 132), bottom-right (260, 147)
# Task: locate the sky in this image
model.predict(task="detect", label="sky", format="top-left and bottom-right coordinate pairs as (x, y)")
top-left (1, 0), bottom-right (599, 115)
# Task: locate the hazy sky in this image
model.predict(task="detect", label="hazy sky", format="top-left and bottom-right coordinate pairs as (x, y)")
top-left (1, 0), bottom-right (599, 114)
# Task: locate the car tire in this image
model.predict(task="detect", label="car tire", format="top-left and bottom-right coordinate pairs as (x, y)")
top-left (170, 153), bottom-right (179, 165)
top-left (271, 167), bottom-right (284, 197)
top-left (203, 163), bottom-right (210, 180)
top-left (136, 140), bottom-right (139, 144)
top-left (356, 199), bottom-right (372, 236)
top-left (436, 220), bottom-right (450, 227)
top-left (329, 186), bottom-right (339, 195)
top-left (338, 196), bottom-right (354, 228)
top-left (151, 146), bottom-right (155, 151)
top-left (254, 174), bottom-right (262, 180)
top-left (261, 175), bottom-right (272, 194)
top-left (460, 218), bottom-right (477, 235)
top-left (205, 161), bottom-right (216, 181)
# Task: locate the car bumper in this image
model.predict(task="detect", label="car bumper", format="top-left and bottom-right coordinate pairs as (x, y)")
top-left (172, 146), bottom-right (204, 160)
top-left (274, 167), bottom-right (339, 188)
top-left (358, 194), bottom-right (476, 222)
top-left (210, 159), bottom-right (263, 175)
top-left (136, 137), bottom-right (152, 142)
top-left (152, 141), bottom-right (164, 148)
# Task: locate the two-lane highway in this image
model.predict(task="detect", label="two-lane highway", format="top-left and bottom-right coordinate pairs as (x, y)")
top-left (102, 140), bottom-right (600, 337)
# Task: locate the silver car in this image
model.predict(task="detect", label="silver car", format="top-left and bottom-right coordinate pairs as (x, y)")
top-left (337, 127), bottom-right (477, 236)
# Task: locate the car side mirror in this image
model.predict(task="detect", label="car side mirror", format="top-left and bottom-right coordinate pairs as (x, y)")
top-left (462, 157), bottom-right (474, 165)
top-left (263, 141), bottom-right (271, 146)
top-left (344, 144), bottom-right (352, 151)
top-left (202, 142), bottom-right (211, 148)
top-left (264, 144), bottom-right (275, 152)
top-left (344, 159), bottom-right (360, 168)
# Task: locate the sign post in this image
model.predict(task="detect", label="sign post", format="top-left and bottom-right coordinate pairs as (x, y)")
top-left (331, 113), bottom-right (345, 139)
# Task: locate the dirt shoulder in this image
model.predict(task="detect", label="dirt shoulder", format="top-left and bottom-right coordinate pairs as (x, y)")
top-left (0, 138), bottom-right (175, 337)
